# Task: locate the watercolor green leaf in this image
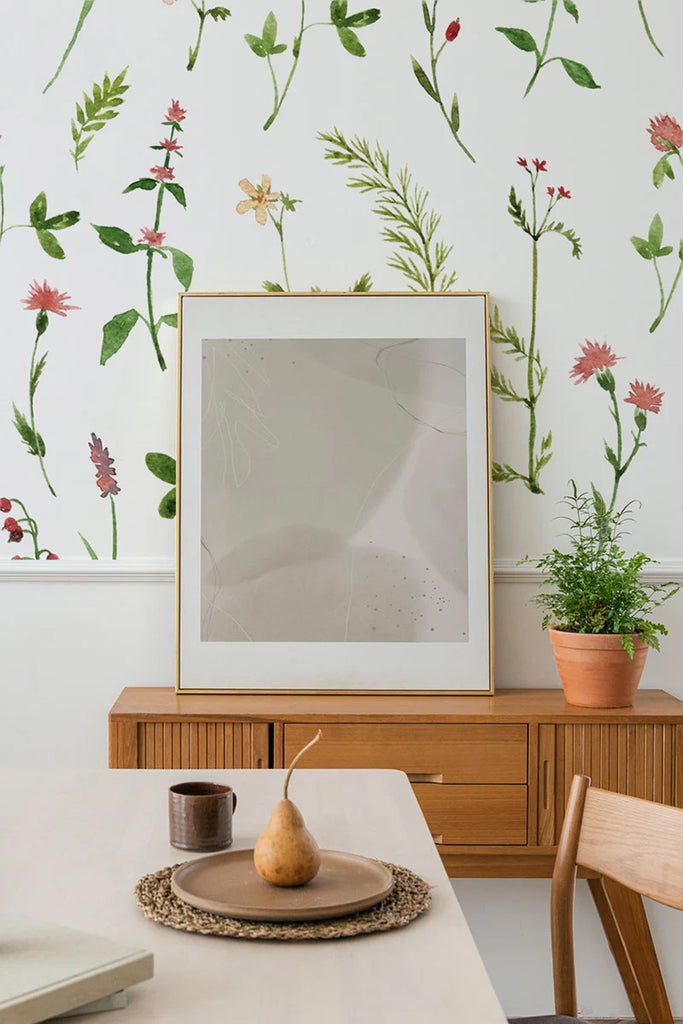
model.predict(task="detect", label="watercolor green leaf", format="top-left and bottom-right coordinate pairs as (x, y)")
top-left (648, 213), bottom-right (663, 250)
top-left (92, 224), bottom-right (146, 255)
top-left (336, 27), bottom-right (366, 55)
top-left (351, 272), bottom-right (373, 291)
top-left (263, 281), bottom-right (286, 291)
top-left (631, 235), bottom-right (652, 260)
top-left (145, 452), bottom-right (176, 484)
top-left (28, 193), bottom-right (80, 260)
top-left (165, 247), bottom-right (194, 290)
top-left (158, 489), bottom-right (177, 518)
top-left (156, 313), bottom-right (178, 330)
top-left (496, 26), bottom-right (538, 54)
top-left (653, 155), bottom-right (674, 189)
top-left (165, 183), bottom-right (187, 208)
top-left (545, 220), bottom-right (582, 258)
top-left (411, 56), bottom-right (438, 100)
top-left (563, 0), bottom-right (579, 22)
top-left (78, 533), bottom-right (98, 560)
top-left (100, 309), bottom-right (140, 365)
top-left (29, 194), bottom-right (47, 226)
top-left (70, 68), bottom-right (129, 172)
top-left (123, 178), bottom-right (158, 194)
top-left (262, 11), bottom-right (278, 50)
top-left (12, 404), bottom-right (45, 458)
top-left (559, 57), bottom-right (599, 89)
top-left (245, 33), bottom-right (267, 57)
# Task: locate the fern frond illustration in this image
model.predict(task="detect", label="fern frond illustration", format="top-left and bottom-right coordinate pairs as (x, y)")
top-left (319, 127), bottom-right (456, 291)
top-left (70, 69), bottom-right (129, 171)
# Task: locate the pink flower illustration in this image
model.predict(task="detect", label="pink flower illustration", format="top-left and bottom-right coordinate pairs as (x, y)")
top-left (547, 186), bottom-right (555, 197)
top-left (517, 157), bottom-right (527, 167)
top-left (570, 340), bottom-right (619, 384)
top-left (648, 114), bottom-right (683, 152)
top-left (236, 175), bottom-right (281, 226)
top-left (89, 433), bottom-right (121, 497)
top-left (138, 227), bottom-right (166, 248)
top-left (445, 20), bottom-right (460, 41)
top-left (151, 165), bottom-right (175, 182)
top-left (533, 158), bottom-right (547, 172)
top-left (166, 100), bottom-right (186, 124)
top-left (558, 185), bottom-right (571, 199)
top-left (0, 498), bottom-right (11, 513)
top-left (160, 137), bottom-right (182, 152)
top-left (21, 280), bottom-right (79, 317)
top-left (624, 380), bottom-right (664, 414)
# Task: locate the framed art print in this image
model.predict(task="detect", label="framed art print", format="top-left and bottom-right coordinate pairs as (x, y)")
top-left (177, 292), bottom-right (492, 693)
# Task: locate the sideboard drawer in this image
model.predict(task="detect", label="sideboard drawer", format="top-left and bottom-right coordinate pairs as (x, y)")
top-left (283, 723), bottom-right (528, 783)
top-left (413, 784), bottom-right (528, 845)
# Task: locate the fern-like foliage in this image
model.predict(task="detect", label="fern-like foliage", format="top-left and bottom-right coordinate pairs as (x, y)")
top-left (70, 68), bottom-right (129, 171)
top-left (545, 219), bottom-right (582, 258)
top-left (490, 304), bottom-right (546, 395)
top-left (319, 127), bottom-right (456, 291)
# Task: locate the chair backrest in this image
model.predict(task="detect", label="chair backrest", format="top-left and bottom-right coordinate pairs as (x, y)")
top-left (551, 774), bottom-right (683, 1022)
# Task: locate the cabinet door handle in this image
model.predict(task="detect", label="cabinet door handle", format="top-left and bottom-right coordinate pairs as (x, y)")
top-left (431, 833), bottom-right (445, 845)
top-left (407, 772), bottom-right (443, 784)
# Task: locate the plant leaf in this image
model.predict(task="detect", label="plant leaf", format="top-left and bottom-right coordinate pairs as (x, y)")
top-left (336, 26), bottom-right (366, 56)
top-left (410, 56), bottom-right (437, 100)
top-left (92, 223), bottom-right (145, 254)
top-left (563, 0), bottom-right (579, 22)
top-left (165, 247), bottom-right (194, 289)
top-left (262, 11), bottom-right (277, 50)
top-left (630, 235), bottom-right (653, 260)
top-left (350, 271), bottom-right (372, 291)
top-left (330, 0), bottom-right (348, 23)
top-left (78, 532), bottom-right (98, 560)
top-left (343, 9), bottom-right (381, 27)
top-left (156, 313), bottom-right (178, 330)
top-left (30, 353), bottom-right (48, 399)
top-left (244, 33), bottom-right (267, 57)
top-left (450, 92), bottom-right (460, 133)
top-left (653, 154), bottom-right (674, 188)
top-left (145, 452), bottom-right (176, 484)
top-left (123, 177), bottom-right (158, 193)
top-left (648, 212), bottom-right (663, 250)
top-left (559, 57), bottom-right (600, 89)
top-left (165, 182), bottom-right (187, 208)
top-left (35, 229), bottom-right (65, 259)
top-left (42, 209), bottom-right (80, 230)
top-left (207, 6), bottom-right (231, 20)
top-left (421, 0), bottom-right (432, 31)
top-left (100, 308), bottom-right (140, 364)
top-left (263, 280), bottom-right (285, 291)
top-left (12, 404), bottom-right (44, 457)
top-left (158, 487), bottom-right (177, 519)
top-left (29, 192), bottom-right (47, 227)
top-left (495, 26), bottom-right (539, 54)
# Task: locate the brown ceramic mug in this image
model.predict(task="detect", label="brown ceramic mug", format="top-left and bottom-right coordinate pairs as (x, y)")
top-left (168, 782), bottom-right (238, 851)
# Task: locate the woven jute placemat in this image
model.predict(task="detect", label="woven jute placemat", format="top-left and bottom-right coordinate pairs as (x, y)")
top-left (134, 861), bottom-right (431, 941)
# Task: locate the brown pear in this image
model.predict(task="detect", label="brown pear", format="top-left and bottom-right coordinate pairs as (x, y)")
top-left (254, 730), bottom-right (322, 887)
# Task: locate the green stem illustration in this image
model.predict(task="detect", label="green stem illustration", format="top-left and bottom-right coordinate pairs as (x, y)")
top-left (268, 208), bottom-right (291, 290)
top-left (524, 0), bottom-right (558, 97)
top-left (636, 0), bottom-right (663, 56)
top-left (110, 495), bottom-right (118, 560)
top-left (3, 497), bottom-right (57, 559)
top-left (44, 0), bottom-right (96, 93)
top-left (631, 214), bottom-right (683, 332)
top-left (28, 331), bottom-right (56, 497)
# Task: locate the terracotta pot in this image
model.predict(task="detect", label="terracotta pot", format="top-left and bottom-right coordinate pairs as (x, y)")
top-left (548, 629), bottom-right (649, 708)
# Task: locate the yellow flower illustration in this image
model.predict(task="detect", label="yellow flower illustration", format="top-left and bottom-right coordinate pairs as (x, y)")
top-left (236, 175), bottom-right (281, 226)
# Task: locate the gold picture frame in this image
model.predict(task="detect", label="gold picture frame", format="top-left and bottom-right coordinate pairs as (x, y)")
top-left (176, 291), bottom-right (493, 694)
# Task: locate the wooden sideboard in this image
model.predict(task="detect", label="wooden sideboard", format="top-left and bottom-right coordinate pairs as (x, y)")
top-left (109, 687), bottom-right (683, 878)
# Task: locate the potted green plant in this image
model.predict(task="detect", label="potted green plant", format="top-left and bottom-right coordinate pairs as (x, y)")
top-left (532, 484), bottom-right (679, 707)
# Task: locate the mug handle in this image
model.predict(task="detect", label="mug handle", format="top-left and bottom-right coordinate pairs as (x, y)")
top-left (232, 791), bottom-right (237, 812)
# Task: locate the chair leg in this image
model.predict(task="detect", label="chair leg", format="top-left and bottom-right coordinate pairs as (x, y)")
top-left (588, 876), bottom-right (674, 1024)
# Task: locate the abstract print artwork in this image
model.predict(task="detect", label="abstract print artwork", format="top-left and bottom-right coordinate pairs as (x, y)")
top-left (200, 335), bottom-right (468, 643)
top-left (178, 292), bottom-right (492, 693)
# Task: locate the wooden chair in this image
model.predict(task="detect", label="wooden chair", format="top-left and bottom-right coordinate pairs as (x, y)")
top-left (509, 773), bottom-right (683, 1024)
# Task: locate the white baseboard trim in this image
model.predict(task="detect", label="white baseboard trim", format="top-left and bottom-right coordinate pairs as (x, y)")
top-left (2, 558), bottom-right (683, 585)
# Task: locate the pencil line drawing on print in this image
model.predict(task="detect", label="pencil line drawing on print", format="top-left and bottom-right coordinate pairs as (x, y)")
top-left (200, 336), bottom-right (469, 643)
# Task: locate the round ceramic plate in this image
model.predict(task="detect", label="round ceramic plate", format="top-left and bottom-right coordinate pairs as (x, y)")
top-left (171, 849), bottom-right (395, 922)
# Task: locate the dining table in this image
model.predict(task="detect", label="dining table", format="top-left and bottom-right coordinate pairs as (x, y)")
top-left (0, 767), bottom-right (508, 1023)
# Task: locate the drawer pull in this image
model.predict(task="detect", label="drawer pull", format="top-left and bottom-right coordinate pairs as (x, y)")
top-left (408, 772), bottom-right (443, 784)
top-left (431, 833), bottom-right (444, 845)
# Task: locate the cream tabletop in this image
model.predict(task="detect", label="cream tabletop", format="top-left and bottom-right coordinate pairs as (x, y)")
top-left (0, 768), bottom-right (507, 1023)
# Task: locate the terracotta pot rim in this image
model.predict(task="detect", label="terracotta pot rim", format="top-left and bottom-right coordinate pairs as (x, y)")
top-left (548, 628), bottom-right (648, 650)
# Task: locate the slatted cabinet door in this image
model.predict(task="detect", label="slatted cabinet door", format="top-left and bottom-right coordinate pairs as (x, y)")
top-left (109, 719), bottom-right (269, 770)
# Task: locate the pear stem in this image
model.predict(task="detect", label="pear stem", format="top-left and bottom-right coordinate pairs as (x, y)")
top-left (283, 729), bottom-right (322, 800)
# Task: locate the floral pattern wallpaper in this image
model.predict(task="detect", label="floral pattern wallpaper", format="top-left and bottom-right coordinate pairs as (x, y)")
top-left (1, 0), bottom-right (681, 564)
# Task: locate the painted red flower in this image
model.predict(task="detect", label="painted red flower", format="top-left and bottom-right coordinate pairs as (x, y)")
top-left (648, 114), bottom-right (683, 152)
top-left (570, 341), bottom-right (620, 385)
top-left (0, 498), bottom-right (11, 513)
top-left (517, 157), bottom-right (527, 167)
top-left (89, 433), bottom-right (121, 497)
top-left (533, 158), bottom-right (547, 172)
top-left (21, 280), bottom-right (80, 317)
top-left (151, 165), bottom-right (175, 182)
top-left (624, 380), bottom-right (664, 414)
top-left (166, 100), bottom-right (186, 124)
top-left (4, 517), bottom-right (18, 531)
top-left (46, 552), bottom-right (59, 560)
top-left (4, 517), bottom-right (23, 543)
top-left (558, 185), bottom-right (571, 199)
top-left (160, 137), bottom-right (182, 152)
top-left (138, 227), bottom-right (166, 248)
top-left (11, 555), bottom-right (22, 560)
top-left (445, 19), bottom-right (460, 41)
top-left (547, 186), bottom-right (555, 197)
